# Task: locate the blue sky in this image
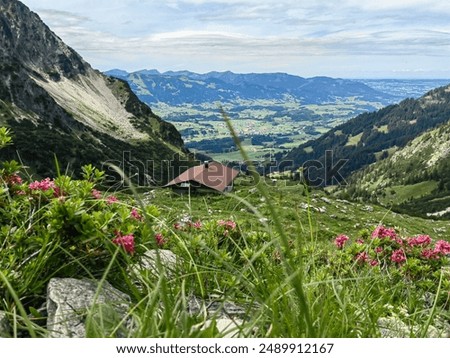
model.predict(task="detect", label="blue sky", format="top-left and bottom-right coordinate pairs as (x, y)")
top-left (21, 0), bottom-right (450, 78)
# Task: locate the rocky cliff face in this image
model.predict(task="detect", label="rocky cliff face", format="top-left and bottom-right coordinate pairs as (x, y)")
top-left (0, 0), bottom-right (187, 181)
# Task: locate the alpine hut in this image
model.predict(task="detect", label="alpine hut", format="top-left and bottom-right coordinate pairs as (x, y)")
top-left (164, 161), bottom-right (239, 193)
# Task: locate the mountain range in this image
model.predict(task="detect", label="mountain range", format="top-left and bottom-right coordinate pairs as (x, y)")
top-left (105, 69), bottom-right (396, 106)
top-left (0, 0), bottom-right (188, 183)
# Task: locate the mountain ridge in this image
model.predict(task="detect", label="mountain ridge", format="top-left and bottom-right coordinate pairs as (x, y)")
top-left (0, 0), bottom-right (188, 181)
top-left (283, 84), bottom-right (450, 186)
top-left (105, 69), bottom-right (396, 106)
top-left (340, 119), bottom-right (450, 218)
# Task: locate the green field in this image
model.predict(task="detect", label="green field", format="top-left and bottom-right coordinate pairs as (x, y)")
top-left (151, 98), bottom-right (385, 160)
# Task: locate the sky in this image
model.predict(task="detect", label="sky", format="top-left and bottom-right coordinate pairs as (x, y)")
top-left (20, 0), bottom-right (450, 78)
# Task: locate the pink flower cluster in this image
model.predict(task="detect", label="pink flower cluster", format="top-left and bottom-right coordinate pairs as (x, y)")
top-left (5, 173), bottom-right (22, 186)
top-left (112, 232), bottom-right (135, 254)
top-left (335, 225), bottom-right (450, 269)
top-left (218, 220), bottom-right (237, 230)
top-left (391, 249), bottom-right (406, 264)
top-left (106, 195), bottom-right (119, 205)
top-left (421, 240), bottom-right (450, 259)
top-left (91, 189), bottom-right (102, 199)
top-left (173, 220), bottom-right (202, 230)
top-left (334, 234), bottom-right (349, 249)
top-left (29, 178), bottom-right (56, 191)
top-left (407, 234), bottom-right (431, 247)
top-left (372, 225), bottom-right (403, 245)
top-left (155, 233), bottom-right (167, 246)
top-left (130, 208), bottom-right (143, 221)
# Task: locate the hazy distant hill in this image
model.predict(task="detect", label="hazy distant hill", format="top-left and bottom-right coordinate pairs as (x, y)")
top-left (105, 69), bottom-right (395, 106)
top-left (0, 0), bottom-right (188, 182)
top-left (357, 79), bottom-right (450, 99)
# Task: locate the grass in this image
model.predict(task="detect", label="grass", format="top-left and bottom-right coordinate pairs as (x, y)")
top-left (380, 181), bottom-right (439, 205)
top-left (345, 132), bottom-right (363, 146)
top-left (1, 181), bottom-right (449, 337)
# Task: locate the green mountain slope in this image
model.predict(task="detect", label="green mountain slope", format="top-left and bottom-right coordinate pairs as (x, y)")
top-left (283, 85), bottom-right (450, 183)
top-left (0, 0), bottom-right (188, 182)
top-left (340, 120), bottom-right (450, 218)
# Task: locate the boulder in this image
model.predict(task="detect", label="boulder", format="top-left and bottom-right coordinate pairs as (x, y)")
top-left (46, 278), bottom-right (130, 338)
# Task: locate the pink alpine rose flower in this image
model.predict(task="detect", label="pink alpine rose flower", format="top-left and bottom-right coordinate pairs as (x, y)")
top-left (106, 195), bottom-right (119, 205)
top-left (155, 233), bottom-right (167, 246)
top-left (29, 178), bottom-right (56, 191)
top-left (334, 234), bottom-right (349, 249)
top-left (130, 208), bottom-right (143, 221)
top-left (372, 225), bottom-right (398, 241)
top-left (91, 189), bottom-right (102, 199)
top-left (355, 252), bottom-right (369, 263)
top-left (112, 233), bottom-right (135, 254)
top-left (391, 249), bottom-right (406, 264)
top-left (218, 220), bottom-right (237, 230)
top-left (407, 235), bottom-right (432, 247)
top-left (434, 240), bottom-right (450, 255)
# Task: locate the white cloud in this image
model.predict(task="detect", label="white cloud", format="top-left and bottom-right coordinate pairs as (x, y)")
top-left (19, 0), bottom-right (450, 78)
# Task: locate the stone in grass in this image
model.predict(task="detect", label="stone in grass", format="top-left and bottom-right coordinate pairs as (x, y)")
top-left (187, 296), bottom-right (247, 318)
top-left (188, 296), bottom-right (254, 337)
top-left (136, 249), bottom-right (181, 278)
top-left (0, 311), bottom-right (11, 338)
top-left (202, 317), bottom-right (244, 338)
top-left (47, 278), bottom-right (130, 338)
top-left (378, 317), bottom-right (442, 338)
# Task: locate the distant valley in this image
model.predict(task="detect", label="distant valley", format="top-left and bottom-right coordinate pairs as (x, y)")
top-left (105, 69), bottom-right (449, 161)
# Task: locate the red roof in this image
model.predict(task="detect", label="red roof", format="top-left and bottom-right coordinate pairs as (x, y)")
top-left (165, 161), bottom-right (239, 192)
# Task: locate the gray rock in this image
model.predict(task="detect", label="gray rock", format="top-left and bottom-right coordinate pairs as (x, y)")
top-left (378, 317), bottom-right (442, 338)
top-left (0, 311), bottom-right (11, 338)
top-left (187, 296), bottom-right (250, 337)
top-left (137, 249), bottom-right (181, 278)
top-left (46, 278), bottom-right (130, 338)
top-left (203, 318), bottom-right (244, 338)
top-left (187, 296), bottom-right (247, 318)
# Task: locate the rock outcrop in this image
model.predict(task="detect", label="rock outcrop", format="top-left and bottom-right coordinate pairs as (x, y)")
top-left (46, 278), bottom-right (131, 338)
top-left (0, 0), bottom-right (188, 181)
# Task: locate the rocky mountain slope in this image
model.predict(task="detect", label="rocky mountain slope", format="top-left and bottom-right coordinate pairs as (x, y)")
top-left (283, 85), bottom-right (450, 182)
top-left (340, 120), bottom-right (450, 218)
top-left (0, 0), bottom-right (187, 182)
